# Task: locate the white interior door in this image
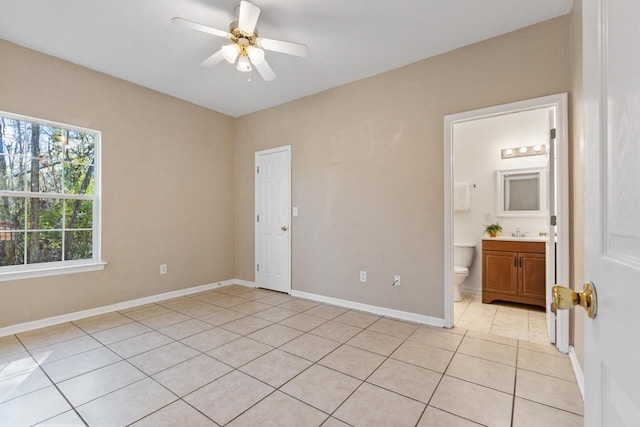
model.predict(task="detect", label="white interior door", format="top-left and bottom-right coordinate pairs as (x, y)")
top-left (255, 146), bottom-right (291, 293)
top-left (545, 106), bottom-right (570, 353)
top-left (583, 0), bottom-right (640, 424)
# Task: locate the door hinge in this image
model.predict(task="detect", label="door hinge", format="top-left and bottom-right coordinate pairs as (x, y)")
top-left (550, 215), bottom-right (557, 226)
top-left (257, 214), bottom-right (259, 222)
top-left (550, 128), bottom-right (556, 139)
top-left (257, 166), bottom-right (259, 173)
top-left (256, 264), bottom-right (260, 271)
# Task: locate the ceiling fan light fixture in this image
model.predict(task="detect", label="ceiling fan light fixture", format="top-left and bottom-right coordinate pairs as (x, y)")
top-left (222, 44), bottom-right (240, 63)
top-left (237, 55), bottom-right (252, 72)
top-left (247, 46), bottom-right (265, 65)
top-left (173, 0), bottom-right (309, 81)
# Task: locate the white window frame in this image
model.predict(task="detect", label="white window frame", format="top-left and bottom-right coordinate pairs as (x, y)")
top-left (0, 111), bottom-right (105, 281)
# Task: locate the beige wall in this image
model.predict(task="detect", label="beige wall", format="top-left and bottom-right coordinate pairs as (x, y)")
top-left (0, 40), bottom-right (236, 328)
top-left (235, 17), bottom-right (571, 317)
top-left (0, 13), bottom-right (579, 329)
top-left (569, 0), bottom-right (585, 369)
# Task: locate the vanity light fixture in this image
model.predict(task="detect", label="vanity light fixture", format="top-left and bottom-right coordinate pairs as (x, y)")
top-left (501, 144), bottom-right (547, 159)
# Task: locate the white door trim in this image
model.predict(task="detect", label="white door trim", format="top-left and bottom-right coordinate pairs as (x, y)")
top-left (254, 145), bottom-right (292, 293)
top-left (443, 94), bottom-right (569, 352)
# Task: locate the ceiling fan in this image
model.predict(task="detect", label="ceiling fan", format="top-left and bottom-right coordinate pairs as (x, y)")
top-left (172, 1), bottom-right (308, 81)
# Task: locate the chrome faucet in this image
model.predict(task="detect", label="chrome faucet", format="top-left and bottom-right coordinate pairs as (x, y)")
top-left (512, 228), bottom-right (528, 238)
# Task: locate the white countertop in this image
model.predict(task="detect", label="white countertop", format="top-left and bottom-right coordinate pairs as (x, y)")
top-left (482, 236), bottom-right (548, 242)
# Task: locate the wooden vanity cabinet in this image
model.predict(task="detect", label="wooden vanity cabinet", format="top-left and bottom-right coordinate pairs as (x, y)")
top-left (482, 239), bottom-right (546, 308)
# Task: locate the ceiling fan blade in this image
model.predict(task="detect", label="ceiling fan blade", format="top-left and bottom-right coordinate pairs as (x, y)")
top-left (238, 1), bottom-right (261, 34)
top-left (254, 59), bottom-right (277, 81)
top-left (171, 17), bottom-right (231, 39)
top-left (258, 37), bottom-right (308, 57)
top-left (200, 49), bottom-right (225, 67)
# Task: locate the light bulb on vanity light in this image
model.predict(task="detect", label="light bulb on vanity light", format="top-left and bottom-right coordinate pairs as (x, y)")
top-left (505, 149), bottom-right (513, 155)
top-left (237, 55), bottom-right (252, 72)
top-left (519, 147), bottom-right (528, 154)
top-left (534, 145), bottom-right (542, 152)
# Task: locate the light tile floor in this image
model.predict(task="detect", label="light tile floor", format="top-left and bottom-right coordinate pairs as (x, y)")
top-left (0, 285), bottom-right (583, 426)
top-left (454, 293), bottom-right (549, 344)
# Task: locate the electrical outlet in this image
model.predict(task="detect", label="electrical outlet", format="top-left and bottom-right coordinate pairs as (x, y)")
top-left (160, 264), bottom-right (167, 275)
top-left (360, 271), bottom-right (367, 283)
top-left (393, 275), bottom-right (401, 286)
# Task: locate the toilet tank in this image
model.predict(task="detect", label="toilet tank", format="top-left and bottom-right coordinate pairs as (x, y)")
top-left (454, 243), bottom-right (476, 267)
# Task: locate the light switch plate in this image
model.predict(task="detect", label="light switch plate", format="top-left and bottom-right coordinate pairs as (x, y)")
top-left (293, 207), bottom-right (298, 216)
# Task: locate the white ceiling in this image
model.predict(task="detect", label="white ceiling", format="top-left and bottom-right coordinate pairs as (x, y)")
top-left (0, 0), bottom-right (572, 117)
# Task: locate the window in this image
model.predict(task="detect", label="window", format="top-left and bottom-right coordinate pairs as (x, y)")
top-left (0, 111), bottom-right (103, 280)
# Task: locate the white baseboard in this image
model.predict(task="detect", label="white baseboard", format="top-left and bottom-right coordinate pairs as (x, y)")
top-left (2, 279), bottom-right (445, 337)
top-left (233, 279), bottom-right (257, 288)
top-left (0, 279), bottom-right (241, 337)
top-left (290, 290), bottom-right (445, 328)
top-left (569, 345), bottom-right (584, 399)
top-left (460, 286), bottom-right (481, 295)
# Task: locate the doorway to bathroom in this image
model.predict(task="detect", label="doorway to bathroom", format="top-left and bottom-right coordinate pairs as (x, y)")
top-left (443, 94), bottom-right (569, 353)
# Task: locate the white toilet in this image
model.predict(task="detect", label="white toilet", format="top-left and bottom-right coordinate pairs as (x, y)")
top-left (453, 243), bottom-right (476, 302)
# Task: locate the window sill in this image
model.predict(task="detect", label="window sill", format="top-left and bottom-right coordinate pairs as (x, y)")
top-left (0, 261), bottom-right (107, 282)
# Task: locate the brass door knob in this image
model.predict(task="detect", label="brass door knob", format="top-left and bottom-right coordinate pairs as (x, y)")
top-left (281, 226), bottom-right (288, 231)
top-left (551, 282), bottom-right (597, 319)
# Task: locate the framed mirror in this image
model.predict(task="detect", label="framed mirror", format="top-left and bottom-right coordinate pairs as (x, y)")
top-left (496, 167), bottom-right (547, 217)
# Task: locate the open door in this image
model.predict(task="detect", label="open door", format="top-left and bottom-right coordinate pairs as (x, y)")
top-left (578, 0), bottom-right (640, 424)
top-left (544, 106), bottom-right (570, 353)
top-left (545, 113), bottom-right (557, 345)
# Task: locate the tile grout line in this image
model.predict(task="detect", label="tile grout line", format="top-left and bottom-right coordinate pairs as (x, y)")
top-left (324, 321), bottom-right (423, 425)
top-left (2, 288), bottom-right (581, 426)
top-left (88, 295), bottom-right (267, 426)
top-left (510, 341), bottom-right (521, 426)
top-left (13, 334), bottom-right (90, 427)
top-left (41, 297), bottom-right (245, 425)
top-left (418, 328), bottom-right (485, 427)
top-left (218, 316), bottom-right (397, 425)
top-left (148, 308), bottom-right (350, 424)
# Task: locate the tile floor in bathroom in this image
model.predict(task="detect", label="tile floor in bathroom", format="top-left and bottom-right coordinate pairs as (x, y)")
top-left (454, 293), bottom-right (549, 344)
top-left (0, 285), bottom-right (583, 426)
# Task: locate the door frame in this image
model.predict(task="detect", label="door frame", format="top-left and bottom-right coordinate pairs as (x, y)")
top-left (443, 94), bottom-right (569, 352)
top-left (254, 145), bottom-right (292, 293)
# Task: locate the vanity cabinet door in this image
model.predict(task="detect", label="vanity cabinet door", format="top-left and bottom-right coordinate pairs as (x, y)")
top-left (518, 252), bottom-right (546, 299)
top-left (482, 240), bottom-right (546, 308)
top-left (482, 250), bottom-right (518, 296)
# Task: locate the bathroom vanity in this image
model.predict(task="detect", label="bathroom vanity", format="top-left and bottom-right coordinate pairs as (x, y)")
top-left (481, 238), bottom-right (546, 308)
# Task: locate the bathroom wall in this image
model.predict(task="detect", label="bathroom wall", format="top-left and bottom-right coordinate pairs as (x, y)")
top-left (453, 109), bottom-right (549, 293)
